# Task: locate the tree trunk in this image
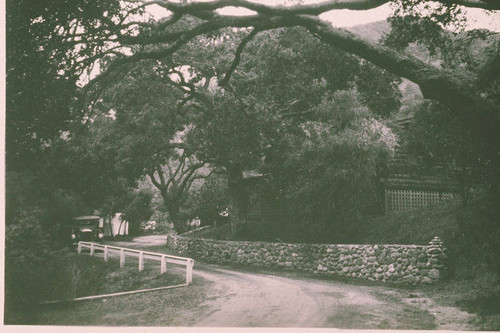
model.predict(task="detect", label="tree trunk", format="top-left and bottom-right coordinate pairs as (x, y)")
top-left (226, 164), bottom-right (250, 237)
top-left (168, 203), bottom-right (187, 234)
top-left (159, 190), bottom-right (186, 234)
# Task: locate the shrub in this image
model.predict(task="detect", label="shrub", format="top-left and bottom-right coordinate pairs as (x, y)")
top-left (5, 212), bottom-right (54, 309)
top-left (5, 212), bottom-right (88, 312)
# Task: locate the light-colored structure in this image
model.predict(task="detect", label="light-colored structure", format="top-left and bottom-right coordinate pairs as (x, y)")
top-left (103, 213), bottom-right (129, 237)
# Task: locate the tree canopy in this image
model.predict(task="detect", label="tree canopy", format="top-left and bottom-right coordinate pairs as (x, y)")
top-left (7, 0), bottom-right (500, 166)
top-left (6, 0), bottom-right (500, 236)
top-left (64, 0), bottom-right (499, 147)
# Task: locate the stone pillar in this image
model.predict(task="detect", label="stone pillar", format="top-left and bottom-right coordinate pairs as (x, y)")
top-left (426, 236), bottom-right (447, 282)
top-left (167, 235), bottom-right (175, 249)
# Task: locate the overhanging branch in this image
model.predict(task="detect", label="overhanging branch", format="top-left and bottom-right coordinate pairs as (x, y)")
top-left (294, 14), bottom-right (500, 144)
top-left (136, 0), bottom-right (500, 15)
top-left (90, 0), bottom-right (500, 147)
top-left (179, 162), bottom-right (206, 194)
top-left (148, 171), bottom-right (163, 190)
top-left (220, 27), bottom-right (260, 86)
top-left (91, 14), bottom-right (302, 86)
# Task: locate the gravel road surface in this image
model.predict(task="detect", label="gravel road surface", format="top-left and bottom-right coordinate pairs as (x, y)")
top-left (99, 235), bottom-right (475, 329)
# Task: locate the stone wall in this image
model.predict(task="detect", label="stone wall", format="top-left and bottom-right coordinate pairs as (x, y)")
top-left (167, 235), bottom-right (447, 285)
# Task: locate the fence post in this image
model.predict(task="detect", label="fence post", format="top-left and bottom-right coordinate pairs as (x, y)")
top-left (186, 259), bottom-right (194, 285)
top-left (161, 256), bottom-right (167, 274)
top-left (139, 252), bottom-right (144, 272)
top-left (104, 246), bottom-right (108, 262)
top-left (120, 249), bottom-right (125, 268)
top-left (77, 242), bottom-right (82, 254)
top-left (90, 243), bottom-right (94, 256)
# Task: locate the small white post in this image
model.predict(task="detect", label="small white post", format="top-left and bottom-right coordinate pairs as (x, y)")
top-left (90, 243), bottom-right (94, 256)
top-left (161, 256), bottom-right (167, 274)
top-left (138, 252), bottom-right (144, 272)
top-left (186, 260), bottom-right (194, 285)
top-left (120, 249), bottom-right (125, 268)
top-left (104, 246), bottom-right (109, 262)
top-left (77, 242), bottom-right (82, 254)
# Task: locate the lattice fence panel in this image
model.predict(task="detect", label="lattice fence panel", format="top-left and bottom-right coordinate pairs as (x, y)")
top-left (385, 189), bottom-right (455, 213)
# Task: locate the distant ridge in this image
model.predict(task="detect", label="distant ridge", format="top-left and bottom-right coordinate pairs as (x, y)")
top-left (344, 20), bottom-right (424, 119)
top-left (345, 20), bottom-right (391, 43)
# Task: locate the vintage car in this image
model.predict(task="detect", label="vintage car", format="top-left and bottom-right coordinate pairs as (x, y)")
top-left (71, 215), bottom-right (104, 244)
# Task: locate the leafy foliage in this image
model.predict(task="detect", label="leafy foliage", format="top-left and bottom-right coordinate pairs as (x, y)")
top-left (356, 62), bottom-right (402, 118)
top-left (276, 90), bottom-right (396, 242)
top-left (6, 0), bottom-right (499, 241)
top-left (177, 27), bottom-right (402, 237)
top-left (384, 1), bottom-right (500, 108)
top-left (89, 62), bottom-right (187, 178)
top-left (186, 174), bottom-right (230, 227)
top-left (6, 0), bottom-right (123, 169)
top-left (5, 2), bottom-right (500, 325)
top-left (121, 189), bottom-right (154, 235)
top-left (404, 101), bottom-right (499, 205)
top-left (5, 212), bottom-right (69, 309)
top-left (405, 101), bottom-right (481, 169)
top-left (188, 92), bottom-right (262, 168)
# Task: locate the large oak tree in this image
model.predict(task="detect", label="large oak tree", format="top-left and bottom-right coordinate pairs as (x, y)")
top-left (65, 0), bottom-right (499, 148)
top-left (6, 0), bottom-right (500, 232)
top-left (8, 0), bottom-right (499, 167)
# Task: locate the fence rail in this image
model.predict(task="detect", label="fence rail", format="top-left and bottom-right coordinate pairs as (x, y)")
top-left (77, 241), bottom-right (194, 285)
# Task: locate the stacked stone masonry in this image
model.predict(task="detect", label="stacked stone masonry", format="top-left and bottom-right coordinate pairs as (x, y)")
top-left (167, 235), bottom-right (447, 285)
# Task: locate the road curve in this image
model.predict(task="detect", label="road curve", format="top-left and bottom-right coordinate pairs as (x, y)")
top-left (103, 235), bottom-right (475, 329)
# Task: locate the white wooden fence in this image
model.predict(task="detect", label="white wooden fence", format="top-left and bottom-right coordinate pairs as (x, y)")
top-left (77, 241), bottom-right (194, 285)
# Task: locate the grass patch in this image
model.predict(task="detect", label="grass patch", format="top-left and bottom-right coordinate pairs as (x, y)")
top-left (6, 275), bottom-right (213, 326)
top-left (457, 294), bottom-right (500, 316)
top-left (5, 253), bottom-right (187, 325)
top-left (182, 199), bottom-right (463, 245)
top-left (352, 199), bottom-right (463, 245)
top-left (48, 253), bottom-right (185, 301)
top-left (430, 272), bottom-right (500, 331)
top-left (373, 290), bottom-right (437, 330)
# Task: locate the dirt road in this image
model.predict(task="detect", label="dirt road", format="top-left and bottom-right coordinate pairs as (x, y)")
top-left (193, 266), bottom-right (393, 328)
top-left (101, 235), bottom-right (475, 329)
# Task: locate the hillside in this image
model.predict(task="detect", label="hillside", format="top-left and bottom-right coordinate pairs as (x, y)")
top-left (352, 199), bottom-right (461, 245)
top-left (347, 20), bottom-right (425, 121)
top-left (346, 20), bottom-right (390, 43)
